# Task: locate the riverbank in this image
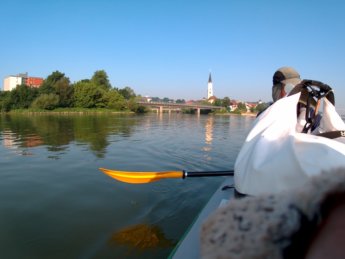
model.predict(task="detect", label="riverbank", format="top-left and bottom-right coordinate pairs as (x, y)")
top-left (214, 112), bottom-right (257, 117)
top-left (2, 108), bottom-right (135, 115)
top-left (2, 108), bottom-right (258, 117)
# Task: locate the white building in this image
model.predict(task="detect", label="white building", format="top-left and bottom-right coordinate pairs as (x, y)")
top-left (207, 73), bottom-right (213, 99)
top-left (3, 76), bottom-right (23, 91)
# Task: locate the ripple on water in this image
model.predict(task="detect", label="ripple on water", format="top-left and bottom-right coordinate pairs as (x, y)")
top-left (0, 113), bottom-right (253, 259)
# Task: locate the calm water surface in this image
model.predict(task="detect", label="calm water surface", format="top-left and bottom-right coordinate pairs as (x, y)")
top-left (0, 113), bottom-right (254, 258)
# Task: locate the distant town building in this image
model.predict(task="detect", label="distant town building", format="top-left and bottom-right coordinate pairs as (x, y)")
top-left (245, 102), bottom-right (258, 112)
top-left (141, 96), bottom-right (152, 102)
top-left (3, 73), bottom-right (43, 91)
top-left (207, 72), bottom-right (218, 104)
top-left (229, 100), bottom-right (261, 112)
top-left (3, 76), bottom-right (23, 91)
top-left (24, 76), bottom-right (43, 88)
top-left (229, 100), bottom-right (238, 111)
top-left (207, 72), bottom-right (214, 99)
top-left (208, 96), bottom-right (217, 104)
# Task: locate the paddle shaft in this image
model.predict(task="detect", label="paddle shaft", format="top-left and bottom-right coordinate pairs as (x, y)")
top-left (183, 170), bottom-right (234, 178)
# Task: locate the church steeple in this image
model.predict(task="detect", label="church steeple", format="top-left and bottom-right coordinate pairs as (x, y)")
top-left (207, 72), bottom-right (213, 99)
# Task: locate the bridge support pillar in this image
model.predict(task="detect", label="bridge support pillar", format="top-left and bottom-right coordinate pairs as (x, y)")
top-left (159, 106), bottom-right (163, 113)
top-left (197, 108), bottom-right (201, 115)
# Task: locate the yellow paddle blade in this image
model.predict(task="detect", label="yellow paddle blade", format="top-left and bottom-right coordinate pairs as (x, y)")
top-left (99, 168), bottom-right (183, 184)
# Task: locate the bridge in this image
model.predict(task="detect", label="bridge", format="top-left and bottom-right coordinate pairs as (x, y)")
top-left (137, 101), bottom-right (223, 115)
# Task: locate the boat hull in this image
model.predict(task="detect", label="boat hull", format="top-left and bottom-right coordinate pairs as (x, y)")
top-left (169, 177), bottom-right (234, 258)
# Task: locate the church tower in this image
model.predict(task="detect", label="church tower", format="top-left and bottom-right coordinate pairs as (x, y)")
top-left (207, 72), bottom-right (213, 99)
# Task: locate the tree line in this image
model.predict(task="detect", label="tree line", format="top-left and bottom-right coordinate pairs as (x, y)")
top-left (0, 70), bottom-right (144, 112)
top-left (0, 69), bottom-right (269, 114)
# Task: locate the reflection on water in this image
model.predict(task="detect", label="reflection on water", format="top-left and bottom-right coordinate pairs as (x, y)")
top-left (203, 116), bottom-right (213, 153)
top-left (0, 113), bottom-right (254, 259)
top-left (0, 114), bottom-right (138, 158)
top-left (109, 224), bottom-right (176, 250)
top-left (2, 130), bottom-right (18, 148)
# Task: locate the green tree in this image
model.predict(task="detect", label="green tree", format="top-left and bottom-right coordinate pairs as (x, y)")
top-left (255, 102), bottom-right (270, 113)
top-left (176, 99), bottom-right (185, 104)
top-left (91, 70), bottom-right (111, 90)
top-left (222, 97), bottom-right (231, 107)
top-left (40, 71), bottom-right (65, 95)
top-left (39, 71), bottom-right (73, 108)
top-left (10, 84), bottom-right (39, 109)
top-left (119, 86), bottom-right (136, 100)
top-left (54, 77), bottom-right (73, 107)
top-left (213, 99), bottom-right (222, 106)
top-left (104, 89), bottom-right (127, 110)
top-left (235, 102), bottom-right (247, 113)
top-left (134, 105), bottom-right (149, 113)
top-left (126, 98), bottom-right (145, 112)
top-left (73, 81), bottom-right (106, 108)
top-left (162, 97), bottom-right (171, 103)
top-left (31, 93), bottom-right (60, 110)
top-left (0, 91), bottom-right (12, 111)
top-left (45, 71), bottom-right (65, 85)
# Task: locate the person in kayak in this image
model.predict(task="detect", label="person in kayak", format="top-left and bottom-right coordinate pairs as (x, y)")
top-left (256, 66), bottom-right (302, 118)
top-left (271, 66), bottom-right (324, 133)
top-left (272, 66), bottom-right (302, 102)
top-left (259, 66), bottom-right (323, 133)
top-left (234, 70), bottom-right (345, 196)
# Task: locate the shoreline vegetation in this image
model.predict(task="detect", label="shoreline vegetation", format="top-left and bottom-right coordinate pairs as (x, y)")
top-left (1, 70), bottom-right (268, 116)
top-left (1, 108), bottom-right (258, 117)
top-left (2, 108), bottom-right (135, 114)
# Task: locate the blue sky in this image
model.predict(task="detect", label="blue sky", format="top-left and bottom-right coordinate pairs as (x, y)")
top-left (1, 0), bottom-right (345, 111)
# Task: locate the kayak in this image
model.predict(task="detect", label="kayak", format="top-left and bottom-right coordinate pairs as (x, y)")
top-left (99, 79), bottom-right (345, 258)
top-left (169, 80), bottom-right (345, 257)
top-left (169, 177), bottom-right (234, 258)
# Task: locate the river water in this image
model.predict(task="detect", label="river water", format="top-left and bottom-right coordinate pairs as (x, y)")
top-left (0, 113), bottom-right (254, 258)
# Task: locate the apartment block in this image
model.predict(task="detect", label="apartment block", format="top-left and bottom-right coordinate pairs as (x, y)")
top-left (3, 73), bottom-right (43, 91)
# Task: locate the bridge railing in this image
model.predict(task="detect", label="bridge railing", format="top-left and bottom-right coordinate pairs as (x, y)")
top-left (137, 101), bottom-right (223, 110)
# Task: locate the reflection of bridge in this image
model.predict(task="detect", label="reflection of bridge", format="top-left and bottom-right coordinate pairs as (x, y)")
top-left (137, 101), bottom-right (223, 115)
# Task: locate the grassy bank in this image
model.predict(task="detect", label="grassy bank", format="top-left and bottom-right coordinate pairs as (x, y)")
top-left (3, 108), bottom-right (135, 115)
